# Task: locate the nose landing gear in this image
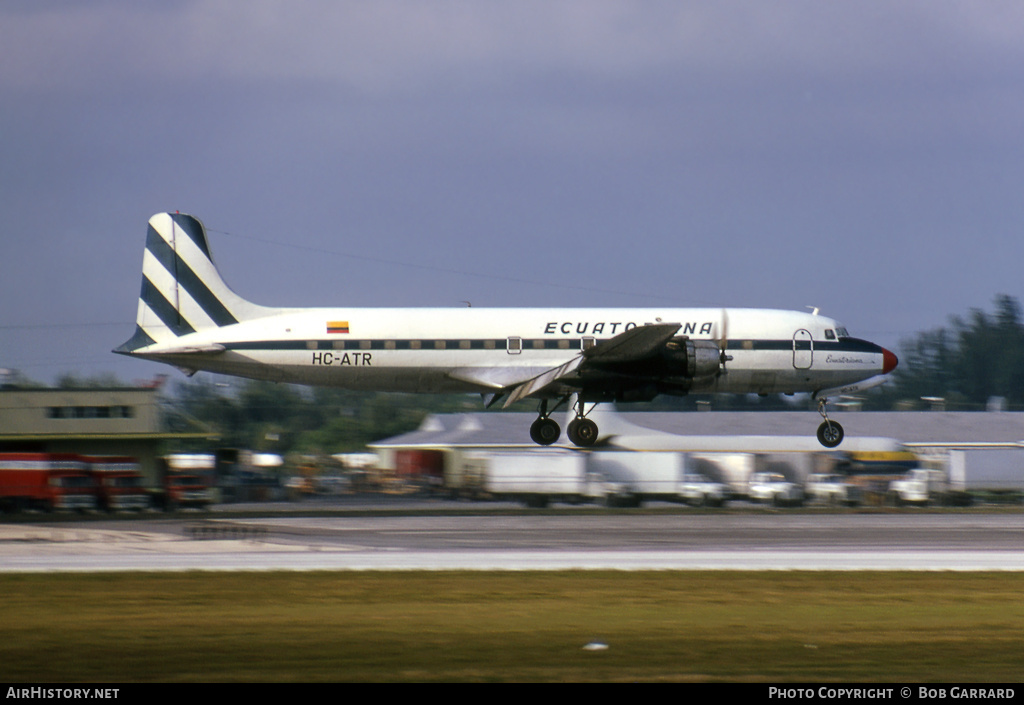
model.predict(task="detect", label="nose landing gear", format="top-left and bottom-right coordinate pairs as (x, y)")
top-left (816, 398), bottom-right (844, 448)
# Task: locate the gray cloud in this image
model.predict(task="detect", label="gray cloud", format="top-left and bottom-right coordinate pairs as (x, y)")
top-left (2, 1), bottom-right (1023, 383)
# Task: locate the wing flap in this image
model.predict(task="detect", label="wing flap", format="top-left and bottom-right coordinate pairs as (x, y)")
top-left (502, 355), bottom-right (585, 407)
top-left (447, 367), bottom-right (544, 390)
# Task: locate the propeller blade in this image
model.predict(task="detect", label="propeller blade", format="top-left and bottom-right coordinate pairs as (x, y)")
top-left (718, 309), bottom-right (732, 370)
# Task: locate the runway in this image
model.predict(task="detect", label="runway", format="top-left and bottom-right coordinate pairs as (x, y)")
top-left (2, 511), bottom-right (1023, 572)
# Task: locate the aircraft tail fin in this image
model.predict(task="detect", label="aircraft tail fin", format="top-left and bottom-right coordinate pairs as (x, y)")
top-left (115, 212), bottom-right (267, 354)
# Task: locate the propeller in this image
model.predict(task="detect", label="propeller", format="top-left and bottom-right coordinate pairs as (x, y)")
top-left (718, 309), bottom-right (733, 373)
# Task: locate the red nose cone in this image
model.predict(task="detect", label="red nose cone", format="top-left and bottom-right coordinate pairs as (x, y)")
top-left (882, 348), bottom-right (898, 374)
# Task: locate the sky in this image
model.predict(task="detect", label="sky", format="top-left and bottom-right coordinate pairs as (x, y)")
top-left (2, 1), bottom-right (1024, 387)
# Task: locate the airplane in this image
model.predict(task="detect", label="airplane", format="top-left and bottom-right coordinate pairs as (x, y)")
top-left (115, 212), bottom-right (898, 449)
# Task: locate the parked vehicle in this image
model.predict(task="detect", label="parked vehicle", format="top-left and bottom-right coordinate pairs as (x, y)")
top-left (887, 469), bottom-right (971, 507)
top-left (0, 453), bottom-right (97, 512)
top-left (163, 473), bottom-right (213, 511)
top-left (747, 471), bottom-right (804, 507)
top-left (158, 456), bottom-right (215, 511)
top-left (805, 473), bottom-right (862, 506)
top-left (86, 456), bottom-right (149, 511)
top-left (453, 450), bottom-right (733, 508)
top-left (588, 451), bottom-right (731, 507)
top-left (462, 450), bottom-right (592, 508)
top-left (679, 473), bottom-right (730, 507)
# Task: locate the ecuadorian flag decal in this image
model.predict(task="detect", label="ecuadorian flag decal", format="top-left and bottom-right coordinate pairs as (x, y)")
top-left (327, 321), bottom-right (350, 334)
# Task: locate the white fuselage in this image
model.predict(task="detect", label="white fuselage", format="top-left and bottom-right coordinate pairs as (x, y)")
top-left (139, 306), bottom-right (888, 397)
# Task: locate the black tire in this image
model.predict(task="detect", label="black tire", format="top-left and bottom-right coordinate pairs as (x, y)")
top-left (568, 418), bottom-right (598, 447)
top-left (530, 418), bottom-right (560, 445)
top-left (816, 421), bottom-right (844, 448)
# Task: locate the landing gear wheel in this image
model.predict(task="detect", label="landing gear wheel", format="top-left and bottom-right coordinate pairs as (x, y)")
top-left (530, 417), bottom-right (560, 445)
top-left (816, 421), bottom-right (844, 448)
top-left (567, 417), bottom-right (598, 447)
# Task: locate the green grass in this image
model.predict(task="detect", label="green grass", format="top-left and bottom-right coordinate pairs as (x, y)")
top-left (2, 571), bottom-right (1023, 682)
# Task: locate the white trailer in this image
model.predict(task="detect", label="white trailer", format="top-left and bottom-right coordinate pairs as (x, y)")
top-left (460, 450), bottom-right (594, 508)
top-left (586, 451), bottom-right (729, 507)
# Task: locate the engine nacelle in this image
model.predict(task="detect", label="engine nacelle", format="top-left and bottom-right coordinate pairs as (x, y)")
top-left (664, 338), bottom-right (722, 378)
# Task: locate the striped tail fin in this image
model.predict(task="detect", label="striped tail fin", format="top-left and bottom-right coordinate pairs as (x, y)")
top-left (115, 212), bottom-right (267, 354)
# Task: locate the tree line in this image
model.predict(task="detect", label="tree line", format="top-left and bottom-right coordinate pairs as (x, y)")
top-left (873, 294), bottom-right (1024, 411)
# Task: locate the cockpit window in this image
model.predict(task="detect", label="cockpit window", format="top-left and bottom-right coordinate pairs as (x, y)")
top-left (836, 326), bottom-right (850, 338)
top-left (825, 329), bottom-right (836, 340)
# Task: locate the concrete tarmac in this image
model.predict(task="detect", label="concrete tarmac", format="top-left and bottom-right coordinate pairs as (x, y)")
top-left (2, 510), bottom-right (1023, 572)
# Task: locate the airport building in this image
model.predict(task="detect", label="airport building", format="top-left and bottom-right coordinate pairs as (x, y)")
top-left (372, 409), bottom-right (1024, 493)
top-left (0, 384), bottom-right (216, 482)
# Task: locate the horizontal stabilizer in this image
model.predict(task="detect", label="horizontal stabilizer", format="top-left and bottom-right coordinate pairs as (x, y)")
top-left (131, 343), bottom-right (226, 357)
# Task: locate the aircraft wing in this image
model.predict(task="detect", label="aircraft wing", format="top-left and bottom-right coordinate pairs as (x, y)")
top-left (502, 323), bottom-right (681, 407)
top-left (581, 322), bottom-right (681, 362)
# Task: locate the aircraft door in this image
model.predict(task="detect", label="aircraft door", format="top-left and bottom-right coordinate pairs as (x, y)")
top-left (793, 329), bottom-right (813, 369)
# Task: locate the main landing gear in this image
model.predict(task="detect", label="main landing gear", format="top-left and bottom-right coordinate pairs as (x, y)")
top-left (529, 397), bottom-right (600, 447)
top-left (816, 398), bottom-right (844, 448)
top-left (567, 410), bottom-right (598, 447)
top-left (529, 398), bottom-right (562, 445)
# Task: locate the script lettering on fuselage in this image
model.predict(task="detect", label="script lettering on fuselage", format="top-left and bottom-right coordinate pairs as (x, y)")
top-left (311, 351), bottom-right (372, 366)
top-left (825, 354), bottom-right (867, 365)
top-left (543, 321), bottom-right (714, 336)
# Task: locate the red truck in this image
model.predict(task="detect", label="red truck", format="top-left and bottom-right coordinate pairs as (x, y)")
top-left (86, 456), bottom-right (150, 512)
top-left (158, 456), bottom-right (215, 511)
top-left (0, 453), bottom-right (97, 512)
